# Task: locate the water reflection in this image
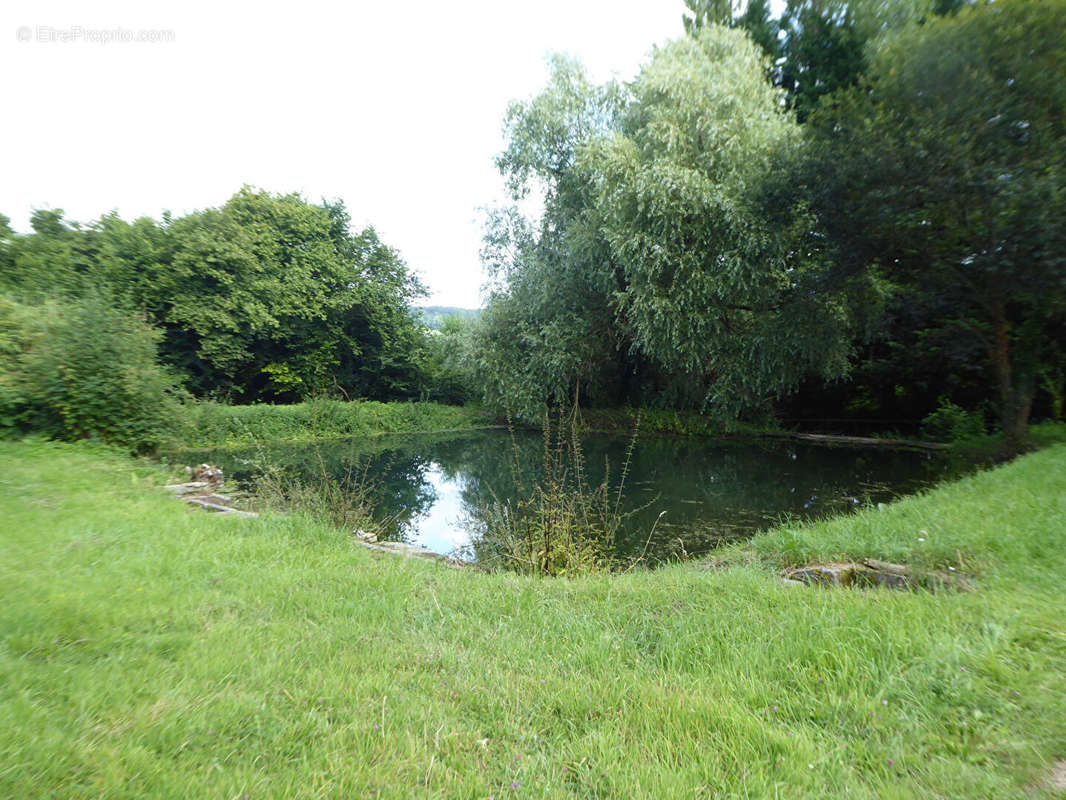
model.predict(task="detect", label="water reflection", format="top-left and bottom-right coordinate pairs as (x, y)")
top-left (172, 431), bottom-right (964, 565)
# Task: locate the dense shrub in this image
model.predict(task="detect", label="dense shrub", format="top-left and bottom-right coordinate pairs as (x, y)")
top-left (0, 293), bottom-right (182, 452)
top-left (921, 398), bottom-right (987, 443)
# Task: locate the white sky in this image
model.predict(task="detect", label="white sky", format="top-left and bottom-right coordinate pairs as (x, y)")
top-left (1, 0), bottom-right (707, 308)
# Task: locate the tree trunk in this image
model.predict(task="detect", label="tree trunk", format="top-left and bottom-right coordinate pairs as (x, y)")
top-left (990, 310), bottom-right (1032, 458)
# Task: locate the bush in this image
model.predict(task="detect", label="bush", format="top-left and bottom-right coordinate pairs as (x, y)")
top-left (921, 397), bottom-right (987, 443)
top-left (0, 292), bottom-right (182, 452)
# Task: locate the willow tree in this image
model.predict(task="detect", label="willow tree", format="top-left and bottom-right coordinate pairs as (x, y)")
top-left (587, 26), bottom-right (852, 419)
top-left (474, 57), bottom-right (642, 420)
top-left (477, 27), bottom-right (856, 421)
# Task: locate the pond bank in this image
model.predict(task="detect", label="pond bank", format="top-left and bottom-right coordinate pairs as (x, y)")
top-left (172, 399), bottom-right (966, 452)
top-left (171, 428), bottom-right (964, 565)
top-left (2, 435), bottom-right (1065, 797)
top-left (172, 398), bottom-right (495, 448)
top-left (756, 430), bottom-right (949, 451)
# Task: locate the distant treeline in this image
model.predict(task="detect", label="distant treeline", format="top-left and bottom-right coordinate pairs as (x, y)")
top-left (416, 306), bottom-right (481, 330)
top-left (0, 188), bottom-right (468, 405)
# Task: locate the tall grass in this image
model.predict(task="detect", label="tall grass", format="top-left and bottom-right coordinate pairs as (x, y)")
top-left (174, 397), bottom-right (492, 447)
top-left (249, 449), bottom-right (389, 540)
top-left (476, 410), bottom-right (657, 575)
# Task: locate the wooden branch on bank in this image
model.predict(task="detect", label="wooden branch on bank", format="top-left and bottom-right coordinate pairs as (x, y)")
top-left (757, 431), bottom-right (950, 451)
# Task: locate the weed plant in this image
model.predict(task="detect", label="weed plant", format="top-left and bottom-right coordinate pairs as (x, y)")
top-left (477, 409), bottom-right (657, 575)
top-left (250, 448), bottom-right (388, 540)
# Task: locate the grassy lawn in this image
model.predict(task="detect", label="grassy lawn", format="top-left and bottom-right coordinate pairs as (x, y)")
top-left (2, 437), bottom-right (1065, 798)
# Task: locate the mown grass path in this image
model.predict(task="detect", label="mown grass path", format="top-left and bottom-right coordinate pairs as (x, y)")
top-left (2, 438), bottom-right (1065, 798)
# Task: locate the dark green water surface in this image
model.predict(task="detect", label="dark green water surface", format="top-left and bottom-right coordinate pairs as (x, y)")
top-left (173, 430), bottom-right (965, 564)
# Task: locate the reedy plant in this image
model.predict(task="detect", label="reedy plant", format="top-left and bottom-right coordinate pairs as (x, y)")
top-left (250, 447), bottom-right (389, 541)
top-left (479, 407), bottom-right (655, 576)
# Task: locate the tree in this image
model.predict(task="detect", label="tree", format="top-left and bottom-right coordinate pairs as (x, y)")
top-left (588, 26), bottom-right (851, 418)
top-left (803, 0), bottom-right (1066, 453)
top-left (683, 0), bottom-right (741, 33)
top-left (158, 188), bottom-right (426, 401)
top-left (0, 190), bottom-right (428, 404)
top-left (735, 0), bottom-right (781, 61)
top-left (0, 215), bottom-right (14, 277)
top-left (778, 1), bottom-right (867, 122)
top-left (476, 57), bottom-right (638, 420)
top-left (478, 30), bottom-right (855, 421)
top-left (683, 0), bottom-right (780, 63)
top-left (683, 0), bottom-right (977, 124)
top-left (0, 210), bottom-right (87, 296)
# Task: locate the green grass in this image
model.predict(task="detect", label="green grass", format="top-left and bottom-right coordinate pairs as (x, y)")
top-left (2, 438), bottom-right (1066, 797)
top-left (174, 398), bottom-right (494, 448)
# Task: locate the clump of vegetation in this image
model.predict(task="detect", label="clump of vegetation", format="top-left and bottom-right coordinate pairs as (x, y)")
top-left (0, 190), bottom-right (433, 406)
top-left (476, 410), bottom-right (655, 575)
top-left (0, 292), bottom-right (182, 452)
top-left (251, 450), bottom-right (386, 540)
top-left (417, 314), bottom-right (477, 405)
top-left (176, 397), bottom-right (489, 447)
top-left (921, 398), bottom-right (988, 443)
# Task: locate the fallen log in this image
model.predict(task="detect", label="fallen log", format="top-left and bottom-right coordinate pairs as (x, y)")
top-left (759, 431), bottom-right (949, 451)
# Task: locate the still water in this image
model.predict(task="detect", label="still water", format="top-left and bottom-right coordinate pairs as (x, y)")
top-left (175, 430), bottom-right (963, 564)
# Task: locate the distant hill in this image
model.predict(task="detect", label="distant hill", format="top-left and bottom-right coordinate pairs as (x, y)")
top-left (415, 306), bottom-right (481, 330)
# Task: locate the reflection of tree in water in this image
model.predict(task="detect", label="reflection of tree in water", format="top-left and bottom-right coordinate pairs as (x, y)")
top-left (173, 436), bottom-right (445, 543)
top-left (172, 431), bottom-right (966, 564)
top-left (445, 434), bottom-right (964, 564)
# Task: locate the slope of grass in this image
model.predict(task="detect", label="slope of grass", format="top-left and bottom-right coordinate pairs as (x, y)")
top-left (747, 425), bottom-right (1066, 580)
top-left (2, 438), bottom-right (1065, 797)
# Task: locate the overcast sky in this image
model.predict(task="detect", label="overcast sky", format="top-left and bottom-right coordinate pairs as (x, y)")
top-left (2, 0), bottom-right (723, 307)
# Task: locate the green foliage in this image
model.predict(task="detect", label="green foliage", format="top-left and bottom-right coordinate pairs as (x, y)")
top-left (477, 30), bottom-right (853, 423)
top-left (682, 0), bottom-right (740, 32)
top-left (1042, 365), bottom-right (1065, 421)
top-left (1, 189), bottom-right (429, 405)
top-left (474, 411), bottom-right (648, 575)
top-left (593, 27), bottom-right (852, 419)
top-left (0, 295), bottom-right (49, 434)
top-left (803, 0), bottom-right (1066, 453)
top-left (418, 314), bottom-right (476, 405)
top-left (158, 189), bottom-right (426, 402)
top-left (778, 1), bottom-right (868, 122)
top-left (681, 0), bottom-right (968, 123)
top-left (475, 58), bottom-right (635, 421)
top-left (415, 306), bottom-right (480, 330)
top-left (921, 398), bottom-right (987, 443)
top-left (0, 293), bottom-right (181, 452)
top-left (175, 397), bottom-right (490, 448)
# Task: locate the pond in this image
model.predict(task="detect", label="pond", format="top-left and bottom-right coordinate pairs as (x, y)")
top-left (173, 430), bottom-right (965, 565)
